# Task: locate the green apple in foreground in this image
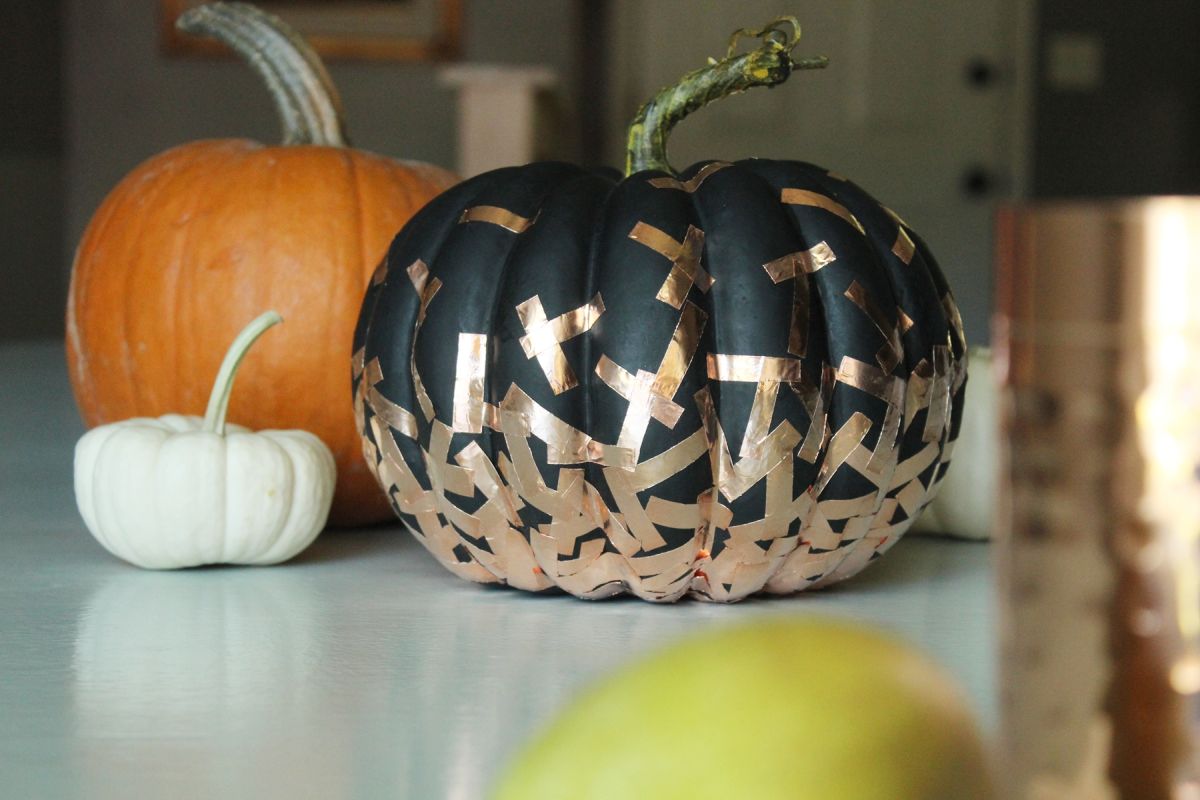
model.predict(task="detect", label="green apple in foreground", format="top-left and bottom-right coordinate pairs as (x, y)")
top-left (493, 617), bottom-right (993, 800)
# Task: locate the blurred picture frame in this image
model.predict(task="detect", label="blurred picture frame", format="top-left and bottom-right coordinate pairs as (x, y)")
top-left (160, 0), bottom-right (463, 61)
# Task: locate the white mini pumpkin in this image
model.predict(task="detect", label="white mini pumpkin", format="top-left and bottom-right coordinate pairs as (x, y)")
top-left (74, 312), bottom-right (336, 568)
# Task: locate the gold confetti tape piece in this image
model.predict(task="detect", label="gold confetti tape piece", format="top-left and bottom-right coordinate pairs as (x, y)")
top-left (628, 222), bottom-right (714, 308)
top-left (781, 188), bottom-right (866, 234)
top-left (516, 293), bottom-right (606, 395)
top-left (646, 161), bottom-right (732, 192)
top-left (458, 205), bottom-right (535, 233)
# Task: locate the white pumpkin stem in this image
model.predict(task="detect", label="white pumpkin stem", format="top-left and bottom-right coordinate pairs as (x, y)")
top-left (203, 311), bottom-right (283, 436)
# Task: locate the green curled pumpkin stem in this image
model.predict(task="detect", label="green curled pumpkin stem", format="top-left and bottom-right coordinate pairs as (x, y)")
top-left (203, 311), bottom-right (283, 436)
top-left (177, 2), bottom-right (348, 147)
top-left (624, 15), bottom-right (828, 177)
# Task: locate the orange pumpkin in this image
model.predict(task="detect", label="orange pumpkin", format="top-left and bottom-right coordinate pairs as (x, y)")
top-left (66, 2), bottom-right (456, 526)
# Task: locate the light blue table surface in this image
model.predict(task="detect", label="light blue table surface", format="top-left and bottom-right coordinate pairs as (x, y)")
top-left (0, 340), bottom-right (994, 799)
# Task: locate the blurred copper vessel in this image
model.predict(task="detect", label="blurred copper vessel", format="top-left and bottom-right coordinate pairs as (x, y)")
top-left (996, 199), bottom-right (1200, 799)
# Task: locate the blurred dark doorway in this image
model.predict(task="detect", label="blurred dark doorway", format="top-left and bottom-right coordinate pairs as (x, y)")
top-left (1, 2), bottom-right (65, 340)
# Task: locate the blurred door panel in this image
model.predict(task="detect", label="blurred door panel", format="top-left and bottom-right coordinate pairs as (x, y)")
top-left (607, 0), bottom-right (1024, 345)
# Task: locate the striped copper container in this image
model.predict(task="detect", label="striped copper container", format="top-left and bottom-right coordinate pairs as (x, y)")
top-left (995, 199), bottom-right (1200, 799)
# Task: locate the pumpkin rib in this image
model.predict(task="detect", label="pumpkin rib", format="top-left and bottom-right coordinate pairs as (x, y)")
top-left (728, 160), bottom-right (903, 587)
top-left (469, 165), bottom-right (594, 579)
top-left (677, 161), bottom-right (821, 595)
top-left (578, 169), bottom-right (624, 514)
top-left (119, 149), bottom-right (197, 418)
top-left (364, 169), bottom-right (517, 548)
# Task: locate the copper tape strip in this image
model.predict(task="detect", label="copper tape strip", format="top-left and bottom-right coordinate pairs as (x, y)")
top-left (628, 222), bottom-right (713, 308)
top-left (651, 300), bottom-right (707, 398)
top-left (812, 411), bottom-right (872, 496)
top-left (894, 475), bottom-right (928, 517)
top-left (883, 206), bottom-right (910, 228)
top-left (705, 353), bottom-right (804, 384)
top-left (835, 356), bottom-right (903, 407)
top-left (703, 355), bottom-right (799, 460)
top-left (951, 347), bottom-right (968, 395)
top-left (941, 293), bottom-right (967, 352)
top-left (516, 293), bottom-right (606, 395)
top-left (627, 538), bottom-right (698, 576)
top-left (351, 347), bottom-right (366, 380)
top-left (499, 426), bottom-right (584, 520)
top-left (614, 374), bottom-right (658, 461)
top-left (844, 280), bottom-right (904, 372)
top-left (588, 503), bottom-right (639, 560)
top-left (647, 161), bottom-right (731, 192)
top-left (360, 357), bottom-right (420, 439)
top-left (644, 495), bottom-right (733, 530)
top-left (892, 227), bottom-right (916, 265)
top-left (372, 424), bottom-right (448, 553)
top-left (367, 385), bottom-right (419, 440)
top-left (370, 257), bottom-right (389, 286)
top-left (594, 355), bottom-right (684, 428)
top-left (450, 333), bottom-right (489, 433)
top-left (890, 441), bottom-right (941, 489)
top-left (788, 269), bottom-right (810, 358)
top-left (410, 266), bottom-right (441, 423)
top-left (373, 417), bottom-right (498, 582)
top-left (903, 358), bottom-right (933, 432)
top-left (611, 301), bottom-right (707, 461)
top-left (412, 367), bottom-right (436, 422)
top-left (816, 493), bottom-right (879, 522)
top-left (874, 497), bottom-right (900, 527)
top-left (762, 241), bottom-right (836, 358)
top-left (792, 364), bottom-right (835, 463)
top-left (406, 259), bottom-right (430, 293)
top-left (414, 278), bottom-right (441, 327)
top-left (454, 441), bottom-right (524, 526)
top-left (923, 344), bottom-right (953, 444)
top-left (425, 420), bottom-right (475, 498)
top-left (370, 416), bottom-right (433, 514)
top-left (839, 515), bottom-right (874, 544)
top-left (762, 241), bottom-right (837, 280)
top-left (739, 380), bottom-right (780, 460)
top-left (500, 384), bottom-right (635, 469)
top-left (628, 428), bottom-right (708, 491)
top-left (353, 373), bottom-right (367, 439)
top-left (458, 205), bottom-right (536, 233)
top-left (604, 467), bottom-right (669, 551)
top-left (841, 404), bottom-right (900, 486)
top-left (798, 507), bottom-right (842, 550)
top-left (781, 188), bottom-right (866, 234)
top-left (695, 385), bottom-right (801, 501)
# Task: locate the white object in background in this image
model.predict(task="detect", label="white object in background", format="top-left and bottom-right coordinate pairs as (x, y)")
top-left (73, 312), bottom-right (336, 568)
top-left (912, 346), bottom-right (997, 540)
top-left (439, 64), bottom-right (557, 177)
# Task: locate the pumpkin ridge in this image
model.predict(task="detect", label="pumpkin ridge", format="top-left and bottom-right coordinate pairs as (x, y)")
top-left (723, 160), bottom-right (895, 586)
top-left (118, 147), bottom-right (208, 419)
top-left (472, 168), bottom-right (600, 582)
top-left (578, 170), bottom-right (624, 519)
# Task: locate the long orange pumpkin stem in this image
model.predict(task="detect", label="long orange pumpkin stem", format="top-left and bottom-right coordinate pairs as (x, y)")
top-left (177, 2), bottom-right (348, 147)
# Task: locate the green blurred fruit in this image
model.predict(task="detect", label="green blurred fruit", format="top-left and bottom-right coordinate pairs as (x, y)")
top-left (493, 617), bottom-right (993, 800)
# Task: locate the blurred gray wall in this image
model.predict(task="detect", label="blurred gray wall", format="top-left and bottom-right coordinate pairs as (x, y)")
top-left (49, 0), bottom-right (578, 339)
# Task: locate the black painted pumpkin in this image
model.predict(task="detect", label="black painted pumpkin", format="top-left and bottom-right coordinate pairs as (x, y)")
top-left (352, 18), bottom-right (967, 602)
